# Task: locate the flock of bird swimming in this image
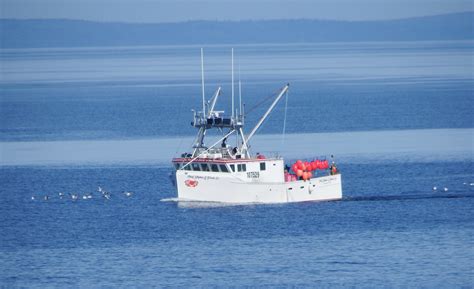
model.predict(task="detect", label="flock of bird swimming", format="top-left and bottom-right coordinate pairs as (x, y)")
top-left (30, 183), bottom-right (473, 201)
top-left (31, 186), bottom-right (133, 201)
top-left (433, 182), bottom-right (474, 192)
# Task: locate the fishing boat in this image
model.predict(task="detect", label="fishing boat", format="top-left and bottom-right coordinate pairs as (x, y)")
top-left (171, 49), bottom-right (342, 204)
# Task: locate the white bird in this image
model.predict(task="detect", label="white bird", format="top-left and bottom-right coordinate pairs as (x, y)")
top-left (44, 195), bottom-right (49, 201)
top-left (432, 186), bottom-right (437, 191)
top-left (70, 193), bottom-right (78, 201)
top-left (87, 194), bottom-right (92, 199)
top-left (101, 188), bottom-right (111, 199)
top-left (470, 183), bottom-right (474, 186)
top-left (443, 187), bottom-right (448, 192)
top-left (59, 192), bottom-right (65, 199)
top-left (82, 195), bottom-right (88, 200)
top-left (31, 196), bottom-right (35, 200)
top-left (124, 191), bottom-right (133, 197)
top-left (98, 186), bottom-right (103, 193)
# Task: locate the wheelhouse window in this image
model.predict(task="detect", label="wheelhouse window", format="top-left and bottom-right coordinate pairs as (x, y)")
top-left (230, 164), bottom-right (235, 172)
top-left (260, 162), bottom-right (266, 171)
top-left (237, 164), bottom-right (247, 172)
top-left (188, 163), bottom-right (230, 173)
top-left (174, 163), bottom-right (181, 170)
top-left (219, 164), bottom-right (229, 173)
top-left (192, 163), bottom-right (201, 171)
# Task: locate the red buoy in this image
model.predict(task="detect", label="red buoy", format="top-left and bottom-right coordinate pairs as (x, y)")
top-left (291, 163), bottom-right (298, 173)
top-left (304, 161), bottom-right (311, 169)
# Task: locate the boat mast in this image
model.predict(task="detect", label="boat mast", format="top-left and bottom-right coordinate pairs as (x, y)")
top-left (231, 48), bottom-right (235, 121)
top-left (192, 87), bottom-right (221, 152)
top-left (246, 84), bottom-right (290, 143)
top-left (201, 48), bottom-right (206, 116)
top-left (190, 49), bottom-right (288, 160)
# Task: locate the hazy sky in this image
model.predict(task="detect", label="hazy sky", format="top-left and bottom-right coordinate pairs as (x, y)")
top-left (1, 0), bottom-right (473, 22)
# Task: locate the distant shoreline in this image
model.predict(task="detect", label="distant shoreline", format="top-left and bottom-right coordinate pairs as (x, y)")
top-left (1, 12), bottom-right (473, 48)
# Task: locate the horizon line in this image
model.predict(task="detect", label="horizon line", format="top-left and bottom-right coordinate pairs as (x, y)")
top-left (1, 11), bottom-right (473, 26)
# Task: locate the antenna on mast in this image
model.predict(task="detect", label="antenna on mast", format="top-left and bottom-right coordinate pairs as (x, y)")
top-left (231, 48), bottom-right (235, 119)
top-left (201, 48), bottom-right (205, 115)
top-left (239, 63), bottom-right (242, 117)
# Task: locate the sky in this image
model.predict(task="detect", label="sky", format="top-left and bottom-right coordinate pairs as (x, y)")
top-left (1, 0), bottom-right (473, 23)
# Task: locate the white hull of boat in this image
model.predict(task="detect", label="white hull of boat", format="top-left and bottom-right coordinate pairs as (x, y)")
top-left (176, 170), bottom-right (342, 204)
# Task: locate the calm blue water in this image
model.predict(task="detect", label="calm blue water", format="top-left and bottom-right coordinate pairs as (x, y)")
top-left (1, 41), bottom-right (473, 141)
top-left (1, 41), bottom-right (473, 287)
top-left (1, 162), bottom-right (473, 287)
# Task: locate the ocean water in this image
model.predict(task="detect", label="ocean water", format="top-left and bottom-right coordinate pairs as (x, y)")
top-left (1, 41), bottom-right (473, 141)
top-left (1, 41), bottom-right (473, 287)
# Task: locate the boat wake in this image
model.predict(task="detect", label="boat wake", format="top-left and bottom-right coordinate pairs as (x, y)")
top-left (160, 197), bottom-right (266, 208)
top-left (159, 191), bottom-right (474, 208)
top-left (159, 197), bottom-right (181, 203)
top-left (343, 192), bottom-right (474, 203)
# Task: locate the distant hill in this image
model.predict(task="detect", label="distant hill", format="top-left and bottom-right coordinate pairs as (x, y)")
top-left (1, 12), bottom-right (473, 48)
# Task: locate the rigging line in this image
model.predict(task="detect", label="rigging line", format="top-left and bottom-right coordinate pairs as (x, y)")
top-left (281, 89), bottom-right (289, 151)
top-left (245, 88), bottom-right (281, 115)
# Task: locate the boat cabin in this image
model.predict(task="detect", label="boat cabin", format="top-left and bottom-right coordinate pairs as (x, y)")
top-left (172, 157), bottom-right (285, 183)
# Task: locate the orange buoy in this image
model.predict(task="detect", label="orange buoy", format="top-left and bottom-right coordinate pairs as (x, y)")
top-left (302, 172), bottom-right (309, 181)
top-left (296, 169), bottom-right (303, 177)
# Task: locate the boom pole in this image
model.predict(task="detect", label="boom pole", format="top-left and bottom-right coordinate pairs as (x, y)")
top-left (246, 84), bottom-right (289, 143)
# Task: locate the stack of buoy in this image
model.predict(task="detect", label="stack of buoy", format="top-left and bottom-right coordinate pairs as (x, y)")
top-left (289, 159), bottom-right (329, 181)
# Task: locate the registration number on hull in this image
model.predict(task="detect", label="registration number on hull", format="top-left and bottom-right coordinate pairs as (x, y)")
top-left (247, 172), bottom-right (260, 179)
